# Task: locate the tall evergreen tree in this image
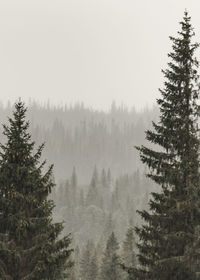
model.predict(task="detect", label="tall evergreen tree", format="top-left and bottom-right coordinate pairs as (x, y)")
top-left (122, 227), bottom-right (136, 268)
top-left (88, 249), bottom-right (99, 280)
top-left (80, 240), bottom-right (94, 280)
top-left (71, 167), bottom-right (78, 189)
top-left (71, 166), bottom-right (78, 206)
top-left (69, 246), bottom-right (80, 280)
top-left (134, 12), bottom-right (200, 280)
top-left (107, 168), bottom-right (111, 187)
top-left (86, 167), bottom-right (100, 207)
top-left (0, 101), bottom-right (73, 279)
top-left (100, 232), bottom-right (121, 280)
top-left (101, 168), bottom-right (107, 188)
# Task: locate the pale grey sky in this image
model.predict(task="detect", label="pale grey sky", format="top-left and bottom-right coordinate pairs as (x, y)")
top-left (0, 0), bottom-right (200, 110)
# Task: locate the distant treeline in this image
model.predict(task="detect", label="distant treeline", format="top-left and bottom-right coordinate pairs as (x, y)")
top-left (0, 101), bottom-right (159, 182)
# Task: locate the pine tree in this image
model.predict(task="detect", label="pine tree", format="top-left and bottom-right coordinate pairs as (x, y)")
top-left (101, 168), bottom-right (107, 188)
top-left (69, 246), bottom-right (80, 280)
top-left (0, 232), bottom-right (15, 280)
top-left (0, 101), bottom-right (73, 279)
top-left (100, 232), bottom-right (121, 280)
top-left (107, 168), bottom-right (111, 187)
top-left (71, 167), bottom-right (78, 189)
top-left (88, 249), bottom-right (99, 280)
top-left (103, 214), bottom-right (115, 242)
top-left (71, 166), bottom-right (78, 206)
top-left (80, 240), bottom-right (94, 280)
top-left (86, 167), bottom-right (100, 207)
top-left (122, 227), bottom-right (136, 268)
top-left (134, 12), bottom-right (200, 280)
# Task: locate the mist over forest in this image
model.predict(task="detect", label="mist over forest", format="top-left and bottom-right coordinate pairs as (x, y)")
top-left (0, 101), bottom-right (159, 182)
top-left (2, 3), bottom-right (200, 279)
top-left (0, 101), bottom-right (159, 279)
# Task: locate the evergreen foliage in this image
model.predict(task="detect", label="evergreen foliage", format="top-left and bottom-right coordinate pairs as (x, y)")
top-left (88, 250), bottom-right (99, 280)
top-left (135, 11), bottom-right (200, 280)
top-left (101, 168), bottom-right (107, 188)
top-left (86, 166), bottom-right (100, 207)
top-left (80, 240), bottom-right (94, 280)
top-left (100, 232), bottom-right (121, 280)
top-left (122, 227), bottom-right (136, 268)
top-left (71, 167), bottom-right (78, 206)
top-left (0, 101), bottom-right (73, 279)
top-left (68, 246), bottom-right (80, 280)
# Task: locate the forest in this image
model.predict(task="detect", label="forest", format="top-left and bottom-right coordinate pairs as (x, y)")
top-left (1, 11), bottom-right (200, 280)
top-left (0, 100), bottom-right (157, 279)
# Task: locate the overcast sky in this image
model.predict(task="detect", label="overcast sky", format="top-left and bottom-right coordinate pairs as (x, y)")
top-left (0, 0), bottom-right (200, 110)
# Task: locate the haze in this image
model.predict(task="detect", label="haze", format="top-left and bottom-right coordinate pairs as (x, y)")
top-left (0, 0), bottom-right (199, 110)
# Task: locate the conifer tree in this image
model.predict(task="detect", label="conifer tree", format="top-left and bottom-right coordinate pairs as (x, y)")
top-left (88, 250), bottom-right (99, 280)
top-left (69, 246), bottom-right (80, 280)
top-left (86, 167), bottom-right (100, 207)
top-left (101, 168), bottom-right (107, 188)
top-left (100, 232), bottom-right (121, 280)
top-left (0, 101), bottom-right (73, 279)
top-left (71, 166), bottom-right (78, 206)
top-left (103, 214), bottom-right (115, 242)
top-left (122, 227), bottom-right (136, 268)
top-left (71, 166), bottom-right (78, 189)
top-left (107, 168), bottom-right (111, 187)
top-left (80, 240), bottom-right (94, 280)
top-left (134, 11), bottom-right (200, 280)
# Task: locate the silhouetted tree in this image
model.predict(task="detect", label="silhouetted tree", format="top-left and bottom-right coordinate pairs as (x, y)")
top-left (135, 12), bottom-right (200, 279)
top-left (0, 101), bottom-right (73, 279)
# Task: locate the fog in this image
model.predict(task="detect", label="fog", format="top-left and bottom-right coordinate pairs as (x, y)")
top-left (1, 2), bottom-right (200, 279)
top-left (0, 0), bottom-right (200, 110)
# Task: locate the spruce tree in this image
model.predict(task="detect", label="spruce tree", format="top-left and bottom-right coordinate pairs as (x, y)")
top-left (88, 250), bottom-right (99, 280)
top-left (100, 232), bottom-right (121, 280)
top-left (69, 246), bottom-right (80, 280)
top-left (80, 240), bottom-right (94, 280)
top-left (122, 227), bottom-right (136, 268)
top-left (134, 11), bottom-right (200, 280)
top-left (101, 168), bottom-right (107, 188)
top-left (71, 166), bottom-right (78, 206)
top-left (0, 101), bottom-right (73, 279)
top-left (86, 167), bottom-right (99, 207)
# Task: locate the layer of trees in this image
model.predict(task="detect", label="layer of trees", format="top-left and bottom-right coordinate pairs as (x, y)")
top-left (0, 101), bottom-right (157, 279)
top-left (69, 228), bottom-right (136, 280)
top-left (2, 10), bottom-right (200, 280)
top-left (0, 101), bottom-right (158, 182)
top-left (53, 166), bottom-right (154, 247)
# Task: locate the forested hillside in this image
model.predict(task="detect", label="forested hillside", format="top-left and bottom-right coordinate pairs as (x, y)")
top-left (0, 101), bottom-right (159, 182)
top-left (0, 101), bottom-right (158, 279)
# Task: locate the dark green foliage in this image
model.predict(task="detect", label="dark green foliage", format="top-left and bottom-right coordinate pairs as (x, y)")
top-left (0, 101), bottom-right (73, 279)
top-left (135, 12), bottom-right (200, 280)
